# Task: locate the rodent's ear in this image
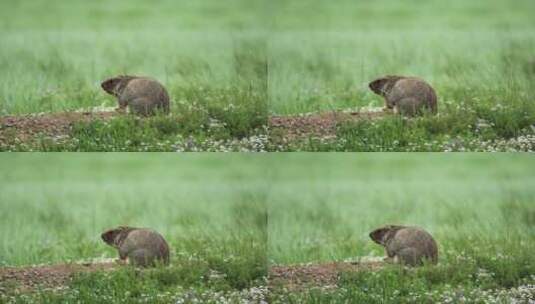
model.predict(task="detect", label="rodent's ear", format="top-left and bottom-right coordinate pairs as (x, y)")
top-left (101, 228), bottom-right (117, 244)
top-left (369, 227), bottom-right (389, 245)
top-left (101, 77), bottom-right (120, 95)
top-left (368, 77), bottom-right (389, 95)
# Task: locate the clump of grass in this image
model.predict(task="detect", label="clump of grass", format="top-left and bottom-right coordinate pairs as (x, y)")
top-left (271, 241), bottom-right (535, 303)
top-left (274, 94), bottom-right (535, 152)
top-left (5, 82), bottom-right (269, 152)
top-left (174, 84), bottom-right (267, 138)
top-left (1, 232), bottom-right (267, 302)
top-left (16, 94), bottom-right (267, 152)
top-left (173, 234), bottom-right (267, 290)
top-left (2, 234), bottom-right (267, 303)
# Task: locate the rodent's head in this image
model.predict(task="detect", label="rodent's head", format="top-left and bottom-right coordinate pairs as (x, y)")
top-left (369, 76), bottom-right (404, 108)
top-left (101, 226), bottom-right (135, 248)
top-left (369, 225), bottom-right (405, 245)
top-left (101, 75), bottom-right (135, 96)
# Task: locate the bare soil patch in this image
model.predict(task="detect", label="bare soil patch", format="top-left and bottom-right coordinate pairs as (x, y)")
top-left (269, 111), bottom-right (386, 141)
top-left (269, 261), bottom-right (384, 291)
top-left (0, 111), bottom-right (117, 145)
top-left (1, 260), bottom-right (384, 295)
top-left (0, 109), bottom-right (386, 147)
top-left (0, 261), bottom-right (117, 294)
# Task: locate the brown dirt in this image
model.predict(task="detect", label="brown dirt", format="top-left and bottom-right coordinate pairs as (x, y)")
top-left (0, 111), bottom-right (117, 146)
top-left (269, 261), bottom-right (384, 291)
top-left (1, 260), bottom-right (384, 295)
top-left (0, 262), bottom-right (117, 294)
top-left (269, 111), bottom-right (386, 142)
top-left (0, 109), bottom-right (386, 147)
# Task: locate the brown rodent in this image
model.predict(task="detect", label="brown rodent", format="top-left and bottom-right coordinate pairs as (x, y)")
top-left (369, 75), bottom-right (437, 116)
top-left (369, 225), bottom-right (438, 266)
top-left (101, 75), bottom-right (170, 116)
top-left (101, 226), bottom-right (170, 267)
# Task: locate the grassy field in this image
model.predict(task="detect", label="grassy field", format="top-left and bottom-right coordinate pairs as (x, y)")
top-left (0, 154), bottom-right (267, 302)
top-left (1, 154), bottom-right (534, 302)
top-left (269, 0), bottom-right (535, 113)
top-left (2, 0), bottom-right (535, 151)
top-left (0, 0), bottom-right (268, 114)
top-left (268, 154), bottom-right (535, 302)
top-left (0, 0), bottom-right (268, 152)
top-left (3, 0), bottom-right (534, 115)
top-left (268, 0), bottom-right (535, 151)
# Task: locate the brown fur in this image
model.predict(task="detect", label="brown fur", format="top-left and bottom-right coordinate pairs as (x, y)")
top-left (369, 75), bottom-right (438, 116)
top-left (369, 225), bottom-right (438, 266)
top-left (101, 226), bottom-right (170, 267)
top-left (101, 75), bottom-right (170, 116)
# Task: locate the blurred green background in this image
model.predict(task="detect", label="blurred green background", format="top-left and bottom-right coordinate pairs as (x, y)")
top-left (0, 0), bottom-right (268, 114)
top-left (0, 154), bottom-right (268, 266)
top-left (2, 0), bottom-right (534, 115)
top-left (268, 0), bottom-right (535, 114)
top-left (1, 154), bottom-right (534, 268)
top-left (267, 153), bottom-right (535, 264)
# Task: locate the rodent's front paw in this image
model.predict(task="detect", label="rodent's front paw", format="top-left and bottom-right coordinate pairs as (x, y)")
top-left (383, 257), bottom-right (394, 263)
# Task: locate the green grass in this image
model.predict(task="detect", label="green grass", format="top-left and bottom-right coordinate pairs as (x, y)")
top-left (273, 261), bottom-right (535, 303)
top-left (0, 0), bottom-right (269, 151)
top-left (269, 0), bottom-right (535, 151)
top-left (0, 0), bottom-right (268, 114)
top-left (0, 154), bottom-right (267, 302)
top-left (267, 154), bottom-right (535, 303)
top-left (267, 0), bottom-right (535, 151)
top-left (276, 103), bottom-right (535, 152)
top-left (1, 154), bottom-right (535, 302)
top-left (2, 0), bottom-right (535, 151)
top-left (0, 154), bottom-right (268, 266)
top-left (267, 154), bottom-right (535, 264)
top-left (268, 24), bottom-right (535, 150)
top-left (1, 87), bottom-right (267, 152)
top-left (269, 0), bottom-right (535, 114)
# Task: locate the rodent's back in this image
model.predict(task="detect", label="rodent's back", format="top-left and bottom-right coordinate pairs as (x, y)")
top-left (121, 78), bottom-right (170, 115)
top-left (389, 77), bottom-right (437, 113)
top-left (120, 229), bottom-right (170, 266)
top-left (387, 227), bottom-right (438, 264)
top-left (121, 78), bottom-right (168, 101)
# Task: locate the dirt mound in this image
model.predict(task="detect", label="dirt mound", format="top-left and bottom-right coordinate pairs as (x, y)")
top-left (269, 111), bottom-right (385, 141)
top-left (269, 261), bottom-right (384, 291)
top-left (0, 261), bottom-right (117, 294)
top-left (0, 109), bottom-right (386, 147)
top-left (1, 259), bottom-right (384, 295)
top-left (0, 111), bottom-right (116, 145)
